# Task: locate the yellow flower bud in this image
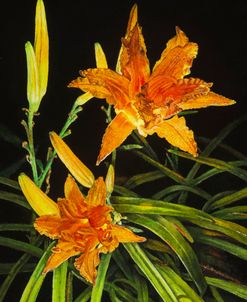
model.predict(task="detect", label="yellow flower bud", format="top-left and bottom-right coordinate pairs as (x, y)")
top-left (25, 42), bottom-right (40, 112)
top-left (35, 0), bottom-right (49, 100)
top-left (49, 132), bottom-right (95, 188)
top-left (18, 173), bottom-right (60, 217)
top-left (105, 164), bottom-right (115, 194)
top-left (94, 43), bottom-right (108, 68)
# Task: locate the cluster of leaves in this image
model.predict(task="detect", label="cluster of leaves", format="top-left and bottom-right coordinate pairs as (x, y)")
top-left (0, 113), bottom-right (247, 301)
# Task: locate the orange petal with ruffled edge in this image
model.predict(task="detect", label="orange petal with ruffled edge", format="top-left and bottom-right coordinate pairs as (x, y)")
top-left (116, 4), bottom-right (138, 73)
top-left (179, 91), bottom-right (236, 110)
top-left (74, 236), bottom-right (100, 284)
top-left (120, 24), bottom-right (150, 98)
top-left (69, 68), bottom-right (130, 109)
top-left (97, 112), bottom-right (136, 165)
top-left (154, 115), bottom-right (198, 156)
top-left (18, 173), bottom-right (60, 217)
top-left (50, 132), bottom-right (94, 188)
top-left (148, 77), bottom-right (211, 107)
top-left (43, 240), bottom-right (80, 273)
top-left (151, 27), bottom-right (198, 80)
top-left (34, 215), bottom-right (63, 239)
top-left (111, 224), bottom-right (146, 243)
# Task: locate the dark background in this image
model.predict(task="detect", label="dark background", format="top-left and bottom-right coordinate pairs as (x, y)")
top-left (0, 0), bottom-right (247, 300)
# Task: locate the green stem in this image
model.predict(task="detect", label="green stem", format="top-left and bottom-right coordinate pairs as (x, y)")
top-left (37, 103), bottom-right (81, 187)
top-left (27, 111), bottom-right (38, 183)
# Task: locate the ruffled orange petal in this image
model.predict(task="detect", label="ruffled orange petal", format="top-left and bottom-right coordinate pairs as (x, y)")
top-left (86, 177), bottom-right (107, 207)
top-left (88, 205), bottom-right (113, 228)
top-left (96, 112), bottom-right (136, 165)
top-left (179, 91), bottom-right (236, 110)
top-left (148, 77), bottom-right (211, 108)
top-left (34, 215), bottom-right (63, 239)
top-left (116, 4), bottom-right (138, 73)
top-left (111, 224), bottom-right (146, 243)
top-left (74, 236), bottom-right (100, 284)
top-left (120, 24), bottom-right (150, 98)
top-left (57, 198), bottom-right (88, 220)
top-left (69, 68), bottom-right (130, 109)
top-left (154, 115), bottom-right (198, 156)
top-left (50, 132), bottom-right (94, 188)
top-left (43, 240), bottom-right (80, 273)
top-left (151, 27), bottom-right (198, 80)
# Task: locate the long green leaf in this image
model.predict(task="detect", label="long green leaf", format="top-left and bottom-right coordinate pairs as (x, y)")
top-left (0, 177), bottom-right (20, 190)
top-left (52, 261), bottom-right (68, 302)
top-left (111, 196), bottom-right (213, 223)
top-left (0, 236), bottom-right (43, 257)
top-left (112, 197), bottom-right (247, 245)
top-left (205, 187), bottom-right (247, 211)
top-left (0, 263), bottom-right (35, 274)
top-left (152, 184), bottom-right (211, 201)
top-left (157, 264), bottom-right (204, 302)
top-left (113, 185), bottom-right (139, 197)
top-left (74, 287), bottom-right (92, 302)
top-left (125, 170), bottom-right (165, 189)
top-left (212, 205), bottom-right (247, 220)
top-left (169, 150), bottom-right (247, 182)
top-left (189, 227), bottom-right (247, 260)
top-left (206, 277), bottom-right (247, 300)
top-left (0, 224), bottom-right (33, 232)
top-left (124, 243), bottom-right (176, 301)
top-left (91, 253), bottom-right (111, 302)
top-left (0, 237), bottom-right (43, 302)
top-left (105, 282), bottom-right (138, 301)
top-left (20, 243), bottom-right (55, 302)
top-left (0, 190), bottom-right (31, 209)
top-left (133, 150), bottom-right (185, 184)
top-left (127, 214), bottom-right (206, 295)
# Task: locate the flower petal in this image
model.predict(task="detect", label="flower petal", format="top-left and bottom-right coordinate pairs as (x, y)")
top-left (74, 236), bottom-right (100, 284)
top-left (50, 132), bottom-right (94, 188)
top-left (18, 173), bottom-right (60, 217)
top-left (75, 92), bottom-right (94, 106)
top-left (116, 4), bottom-right (138, 73)
top-left (96, 112), bottom-right (136, 165)
top-left (151, 27), bottom-right (198, 80)
top-left (120, 24), bottom-right (150, 98)
top-left (111, 224), bottom-right (146, 243)
top-left (154, 115), bottom-right (198, 156)
top-left (179, 91), bottom-right (236, 110)
top-left (148, 77), bottom-right (211, 108)
top-left (69, 68), bottom-right (130, 109)
top-left (86, 177), bottom-right (107, 207)
top-left (43, 240), bottom-right (80, 273)
top-left (64, 174), bottom-right (85, 203)
top-left (34, 215), bottom-right (63, 239)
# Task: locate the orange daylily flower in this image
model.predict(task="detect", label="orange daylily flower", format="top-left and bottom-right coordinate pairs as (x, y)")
top-left (69, 4), bottom-right (235, 165)
top-left (18, 134), bottom-right (145, 284)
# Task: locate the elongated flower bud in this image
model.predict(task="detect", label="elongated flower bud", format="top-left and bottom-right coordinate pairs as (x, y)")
top-left (25, 42), bottom-right (40, 112)
top-left (105, 164), bottom-right (114, 194)
top-left (35, 0), bottom-right (49, 100)
top-left (94, 42), bottom-right (108, 68)
top-left (18, 173), bottom-right (60, 216)
top-left (50, 132), bottom-right (95, 188)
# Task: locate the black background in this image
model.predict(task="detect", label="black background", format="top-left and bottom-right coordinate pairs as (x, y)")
top-left (1, 0), bottom-right (247, 300)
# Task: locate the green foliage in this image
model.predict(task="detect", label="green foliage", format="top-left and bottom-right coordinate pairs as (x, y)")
top-left (1, 1), bottom-right (246, 301)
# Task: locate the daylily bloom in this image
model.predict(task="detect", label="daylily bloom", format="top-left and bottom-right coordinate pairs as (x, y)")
top-left (18, 133), bottom-right (145, 284)
top-left (69, 4), bottom-right (235, 165)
